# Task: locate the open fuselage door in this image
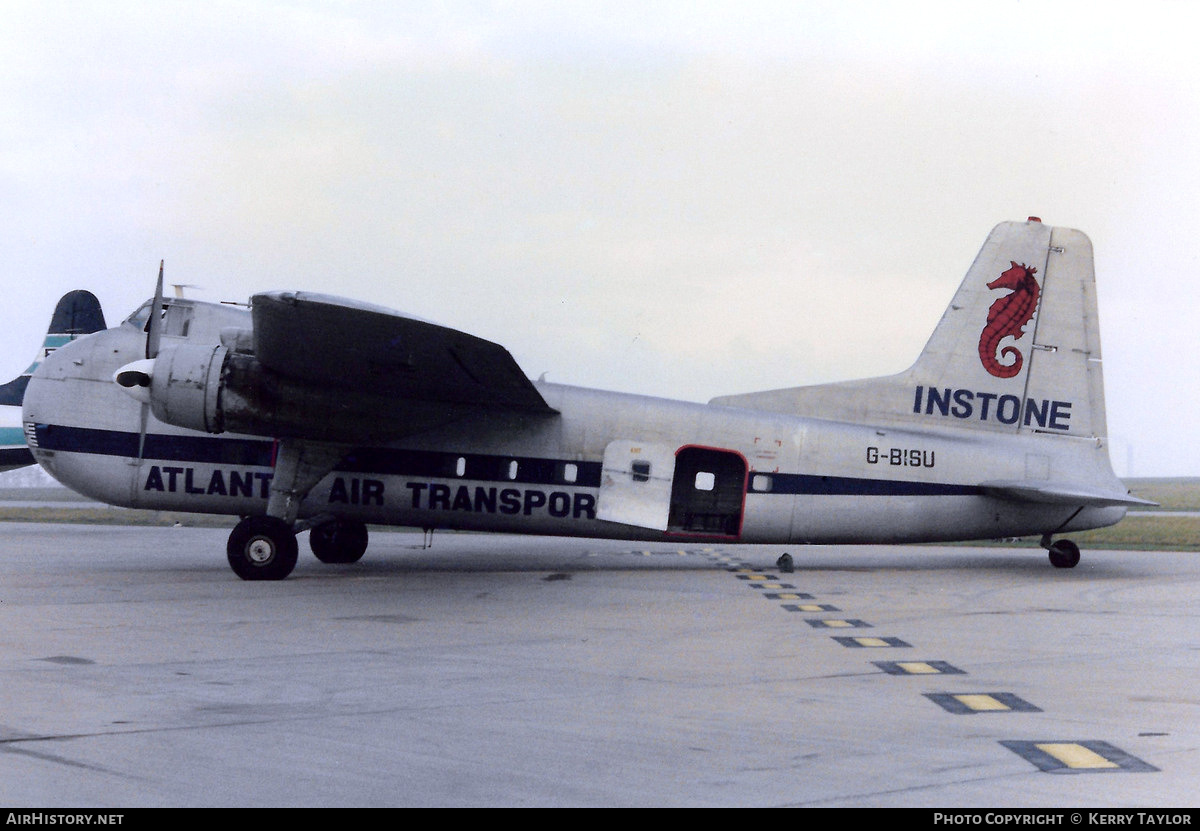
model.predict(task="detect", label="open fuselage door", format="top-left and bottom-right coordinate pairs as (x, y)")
top-left (597, 440), bottom-right (747, 537)
top-left (668, 445), bottom-right (748, 537)
top-left (597, 440), bottom-right (677, 531)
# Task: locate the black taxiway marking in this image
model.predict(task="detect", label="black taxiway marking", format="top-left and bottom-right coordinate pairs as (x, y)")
top-left (925, 692), bottom-right (1041, 714)
top-left (1000, 740), bottom-right (1158, 773)
top-left (874, 660), bottom-right (967, 675)
top-left (833, 636), bottom-right (910, 648)
top-left (805, 618), bottom-right (871, 629)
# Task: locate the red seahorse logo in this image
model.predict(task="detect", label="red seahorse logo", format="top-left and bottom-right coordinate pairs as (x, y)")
top-left (978, 261), bottom-right (1040, 378)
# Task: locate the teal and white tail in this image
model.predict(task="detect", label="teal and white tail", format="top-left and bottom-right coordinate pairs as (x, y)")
top-left (712, 218), bottom-right (1107, 441)
top-left (0, 290), bottom-right (106, 470)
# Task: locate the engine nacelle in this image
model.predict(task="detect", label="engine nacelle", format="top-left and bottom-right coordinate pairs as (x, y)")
top-left (116, 342), bottom-right (462, 442)
top-left (146, 343), bottom-right (226, 433)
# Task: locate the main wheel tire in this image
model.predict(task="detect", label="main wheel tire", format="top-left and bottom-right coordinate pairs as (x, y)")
top-left (1048, 539), bottom-right (1081, 569)
top-left (309, 519), bottom-right (369, 564)
top-left (227, 516), bottom-right (299, 580)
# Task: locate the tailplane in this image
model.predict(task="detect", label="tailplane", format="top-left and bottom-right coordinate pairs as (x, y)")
top-left (712, 218), bottom-right (1106, 441)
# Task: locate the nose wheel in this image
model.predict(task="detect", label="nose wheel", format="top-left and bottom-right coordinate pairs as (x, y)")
top-left (227, 516), bottom-right (299, 580)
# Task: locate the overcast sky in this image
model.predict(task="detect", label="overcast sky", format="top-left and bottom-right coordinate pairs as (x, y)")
top-left (1, 1), bottom-right (1196, 476)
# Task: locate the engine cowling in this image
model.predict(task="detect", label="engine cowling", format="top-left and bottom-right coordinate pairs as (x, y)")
top-left (114, 342), bottom-right (462, 442)
top-left (146, 343), bottom-right (226, 433)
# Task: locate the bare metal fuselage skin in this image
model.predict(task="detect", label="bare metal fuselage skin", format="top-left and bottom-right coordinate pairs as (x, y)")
top-left (22, 303), bottom-right (1124, 546)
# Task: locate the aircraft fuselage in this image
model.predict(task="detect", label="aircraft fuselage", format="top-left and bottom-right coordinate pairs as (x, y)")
top-left (23, 312), bottom-right (1124, 546)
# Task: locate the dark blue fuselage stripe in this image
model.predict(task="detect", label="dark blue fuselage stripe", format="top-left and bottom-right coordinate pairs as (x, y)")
top-left (31, 423), bottom-right (982, 498)
top-left (35, 423), bottom-right (272, 466)
top-left (32, 424), bottom-right (604, 488)
top-left (766, 474), bottom-right (979, 497)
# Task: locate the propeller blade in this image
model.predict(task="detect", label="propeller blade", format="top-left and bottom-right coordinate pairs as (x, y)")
top-left (146, 260), bottom-right (165, 359)
top-left (136, 396), bottom-right (150, 461)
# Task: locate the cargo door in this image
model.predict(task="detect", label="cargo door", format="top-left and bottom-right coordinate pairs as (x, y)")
top-left (668, 446), bottom-right (747, 537)
top-left (596, 440), bottom-right (677, 530)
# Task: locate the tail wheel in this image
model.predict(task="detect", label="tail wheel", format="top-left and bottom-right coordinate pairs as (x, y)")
top-left (309, 519), bottom-right (369, 564)
top-left (227, 516), bottom-right (298, 580)
top-left (1047, 539), bottom-right (1081, 569)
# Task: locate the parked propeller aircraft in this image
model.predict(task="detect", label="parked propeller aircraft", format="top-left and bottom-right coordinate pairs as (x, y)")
top-left (1, 290), bottom-right (106, 471)
top-left (21, 219), bottom-right (1148, 579)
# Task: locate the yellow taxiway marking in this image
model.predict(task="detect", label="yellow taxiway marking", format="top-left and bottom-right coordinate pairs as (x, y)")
top-left (1035, 743), bottom-right (1120, 769)
top-left (853, 637), bottom-right (889, 647)
top-left (953, 694), bottom-right (1010, 712)
top-left (896, 662), bottom-right (941, 674)
top-left (817, 619), bottom-right (855, 628)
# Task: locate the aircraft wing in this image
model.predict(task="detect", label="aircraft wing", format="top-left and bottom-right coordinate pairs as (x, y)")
top-left (251, 291), bottom-right (556, 414)
top-left (981, 480), bottom-right (1157, 508)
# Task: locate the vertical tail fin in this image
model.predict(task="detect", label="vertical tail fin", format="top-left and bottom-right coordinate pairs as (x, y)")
top-left (1, 290), bottom-right (106, 471)
top-left (0, 290), bottom-right (107, 407)
top-left (711, 219), bottom-right (1107, 440)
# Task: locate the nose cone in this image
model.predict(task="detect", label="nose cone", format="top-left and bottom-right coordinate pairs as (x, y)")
top-left (113, 358), bottom-right (156, 404)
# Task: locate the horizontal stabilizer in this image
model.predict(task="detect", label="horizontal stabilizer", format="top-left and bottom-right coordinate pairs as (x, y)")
top-left (981, 480), bottom-right (1157, 508)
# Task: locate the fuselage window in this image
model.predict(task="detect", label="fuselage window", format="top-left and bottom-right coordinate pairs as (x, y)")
top-left (631, 461), bottom-right (651, 482)
top-left (751, 474), bottom-right (773, 492)
top-left (562, 463), bottom-right (578, 484)
top-left (694, 471), bottom-right (716, 491)
top-left (455, 457), bottom-right (467, 477)
top-left (507, 460), bottom-right (519, 480)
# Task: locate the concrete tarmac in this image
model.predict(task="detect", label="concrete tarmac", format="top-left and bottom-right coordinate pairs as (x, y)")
top-left (0, 522), bottom-right (1196, 807)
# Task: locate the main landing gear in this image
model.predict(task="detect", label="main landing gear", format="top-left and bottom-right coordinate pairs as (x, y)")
top-left (226, 516), bottom-right (370, 580)
top-left (309, 518), bottom-right (369, 564)
top-left (227, 439), bottom-right (366, 580)
top-left (1041, 535), bottom-right (1081, 569)
top-left (227, 516), bottom-right (299, 581)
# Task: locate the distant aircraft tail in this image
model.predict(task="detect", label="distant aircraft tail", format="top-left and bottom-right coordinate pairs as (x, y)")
top-left (0, 290), bottom-right (106, 470)
top-left (712, 218), bottom-right (1107, 440)
top-left (0, 290), bottom-right (107, 407)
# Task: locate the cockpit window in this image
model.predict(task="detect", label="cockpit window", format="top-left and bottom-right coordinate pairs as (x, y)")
top-left (122, 301), bottom-right (192, 338)
top-left (124, 300), bottom-right (153, 331)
